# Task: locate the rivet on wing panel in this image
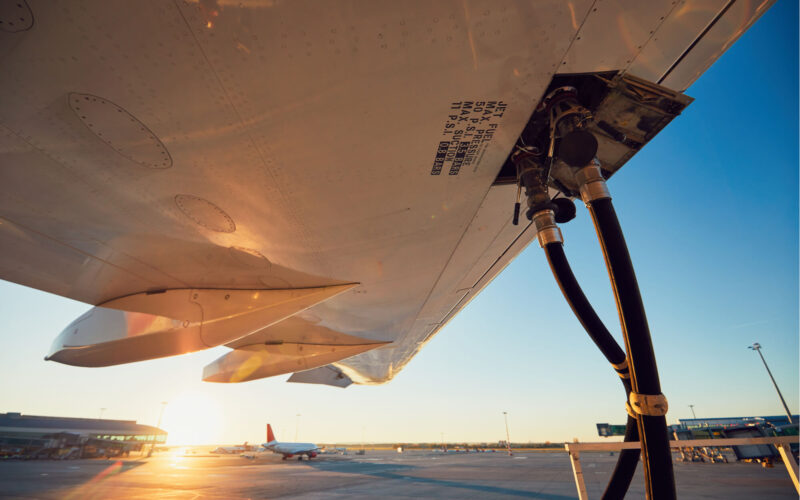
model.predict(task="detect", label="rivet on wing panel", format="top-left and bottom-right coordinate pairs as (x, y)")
top-left (68, 93), bottom-right (173, 169)
top-left (174, 194), bottom-right (236, 233)
top-left (0, 0), bottom-right (33, 32)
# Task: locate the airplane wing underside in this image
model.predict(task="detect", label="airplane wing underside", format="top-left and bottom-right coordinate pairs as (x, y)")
top-left (0, 0), bottom-right (772, 385)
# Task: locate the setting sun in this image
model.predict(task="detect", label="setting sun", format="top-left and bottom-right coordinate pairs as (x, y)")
top-left (160, 391), bottom-right (223, 445)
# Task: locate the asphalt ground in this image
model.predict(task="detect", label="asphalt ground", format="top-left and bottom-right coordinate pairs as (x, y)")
top-left (0, 448), bottom-right (796, 499)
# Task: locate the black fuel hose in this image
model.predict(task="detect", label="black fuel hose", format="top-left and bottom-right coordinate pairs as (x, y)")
top-left (543, 243), bottom-right (626, 364)
top-left (586, 197), bottom-right (676, 499)
top-left (606, 372), bottom-right (640, 500)
top-left (542, 242), bottom-right (639, 499)
top-left (604, 415), bottom-right (641, 499)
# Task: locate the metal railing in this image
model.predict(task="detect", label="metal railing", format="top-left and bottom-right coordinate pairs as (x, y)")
top-left (564, 436), bottom-right (799, 499)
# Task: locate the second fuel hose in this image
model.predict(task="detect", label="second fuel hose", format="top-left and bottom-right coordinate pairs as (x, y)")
top-left (541, 240), bottom-right (640, 499)
top-left (586, 196), bottom-right (676, 500)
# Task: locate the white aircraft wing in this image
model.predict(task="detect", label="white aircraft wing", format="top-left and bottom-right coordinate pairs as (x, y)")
top-left (0, 0), bottom-right (773, 385)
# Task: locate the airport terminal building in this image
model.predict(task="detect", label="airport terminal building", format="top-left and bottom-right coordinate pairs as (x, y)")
top-left (677, 415), bottom-right (799, 429)
top-left (0, 412), bottom-right (167, 459)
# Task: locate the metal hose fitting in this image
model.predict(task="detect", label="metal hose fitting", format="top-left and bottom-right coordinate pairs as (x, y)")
top-left (575, 162), bottom-right (611, 204)
top-left (532, 209), bottom-right (563, 247)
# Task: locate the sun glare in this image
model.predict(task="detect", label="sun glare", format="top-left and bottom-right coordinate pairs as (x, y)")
top-left (160, 390), bottom-right (223, 445)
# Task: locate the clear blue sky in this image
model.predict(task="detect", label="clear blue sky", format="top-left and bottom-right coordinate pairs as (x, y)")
top-left (0, 0), bottom-right (797, 445)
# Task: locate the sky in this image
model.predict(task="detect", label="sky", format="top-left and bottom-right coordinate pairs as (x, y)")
top-left (0, 0), bottom-right (797, 446)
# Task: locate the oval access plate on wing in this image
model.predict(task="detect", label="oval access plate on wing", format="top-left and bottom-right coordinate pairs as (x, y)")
top-left (68, 93), bottom-right (172, 169)
top-left (0, 0), bottom-right (33, 33)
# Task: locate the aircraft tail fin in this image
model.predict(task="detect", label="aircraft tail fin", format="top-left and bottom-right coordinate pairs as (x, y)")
top-left (267, 424), bottom-right (276, 443)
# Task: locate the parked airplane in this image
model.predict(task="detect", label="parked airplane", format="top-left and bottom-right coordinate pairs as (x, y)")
top-left (210, 442), bottom-right (256, 454)
top-left (262, 424), bottom-right (319, 460)
top-left (261, 424), bottom-right (319, 461)
top-left (320, 447), bottom-right (348, 455)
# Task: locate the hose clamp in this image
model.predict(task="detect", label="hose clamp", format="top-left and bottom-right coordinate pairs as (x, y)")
top-left (532, 209), bottom-right (563, 247)
top-left (628, 392), bottom-right (669, 417)
top-left (575, 162), bottom-right (610, 204)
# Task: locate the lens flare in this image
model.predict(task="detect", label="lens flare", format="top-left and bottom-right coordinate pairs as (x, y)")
top-left (160, 390), bottom-right (223, 445)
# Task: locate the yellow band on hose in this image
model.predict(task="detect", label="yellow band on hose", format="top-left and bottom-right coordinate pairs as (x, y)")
top-left (613, 359), bottom-right (630, 378)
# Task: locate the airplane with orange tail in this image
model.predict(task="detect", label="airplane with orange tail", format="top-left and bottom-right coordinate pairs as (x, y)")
top-left (261, 424), bottom-right (319, 461)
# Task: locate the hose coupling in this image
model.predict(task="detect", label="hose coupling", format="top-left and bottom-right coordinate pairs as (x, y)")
top-left (628, 392), bottom-right (669, 417)
top-left (574, 161), bottom-right (611, 204)
top-left (532, 209), bottom-right (563, 247)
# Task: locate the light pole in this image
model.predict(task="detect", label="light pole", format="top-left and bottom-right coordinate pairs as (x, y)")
top-left (748, 343), bottom-right (794, 424)
top-left (156, 402), bottom-right (168, 430)
top-left (148, 401), bottom-right (168, 457)
top-left (99, 408), bottom-right (106, 419)
top-left (295, 414), bottom-right (301, 441)
top-left (502, 412), bottom-right (512, 456)
top-left (688, 405), bottom-right (697, 419)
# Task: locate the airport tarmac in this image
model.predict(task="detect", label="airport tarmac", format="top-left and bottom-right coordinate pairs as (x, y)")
top-left (0, 448), bottom-right (796, 499)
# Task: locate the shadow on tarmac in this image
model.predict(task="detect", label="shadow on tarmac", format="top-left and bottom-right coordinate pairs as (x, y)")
top-left (306, 460), bottom-right (574, 499)
top-left (0, 459), bottom-right (148, 498)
